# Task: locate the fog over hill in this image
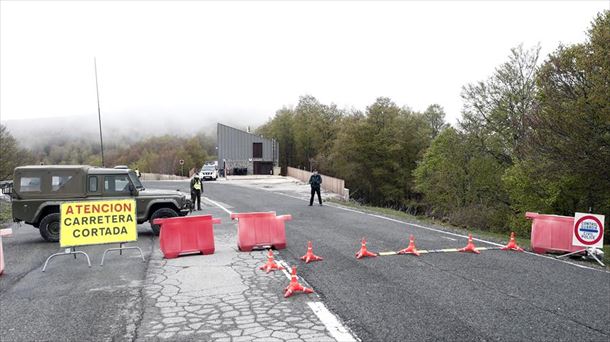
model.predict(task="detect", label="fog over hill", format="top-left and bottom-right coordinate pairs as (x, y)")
top-left (3, 110), bottom-right (268, 149)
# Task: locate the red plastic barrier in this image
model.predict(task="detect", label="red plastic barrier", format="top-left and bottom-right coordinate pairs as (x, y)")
top-left (526, 212), bottom-right (581, 254)
top-left (230, 212), bottom-right (291, 251)
top-left (0, 228), bottom-right (13, 275)
top-left (154, 215), bottom-right (221, 259)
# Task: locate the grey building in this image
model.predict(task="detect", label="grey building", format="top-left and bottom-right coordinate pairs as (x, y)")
top-left (217, 123), bottom-right (279, 175)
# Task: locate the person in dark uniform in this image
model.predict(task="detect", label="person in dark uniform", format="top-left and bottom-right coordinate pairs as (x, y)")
top-left (308, 170), bottom-right (323, 206)
top-left (190, 174), bottom-right (203, 211)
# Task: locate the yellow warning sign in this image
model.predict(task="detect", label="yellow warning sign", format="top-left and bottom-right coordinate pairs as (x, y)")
top-left (60, 199), bottom-right (137, 247)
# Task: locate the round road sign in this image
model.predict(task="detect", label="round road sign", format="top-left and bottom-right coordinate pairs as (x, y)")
top-left (573, 215), bottom-right (604, 246)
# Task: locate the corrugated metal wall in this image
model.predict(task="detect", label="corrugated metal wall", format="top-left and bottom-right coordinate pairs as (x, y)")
top-left (217, 123), bottom-right (279, 174)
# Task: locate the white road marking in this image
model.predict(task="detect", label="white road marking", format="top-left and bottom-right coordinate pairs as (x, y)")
top-left (278, 260), bottom-right (359, 341)
top-left (276, 259), bottom-right (293, 280)
top-left (365, 213), bottom-right (504, 246)
top-left (332, 205), bottom-right (367, 215)
top-left (308, 302), bottom-right (359, 342)
top-left (251, 188), bottom-right (607, 272)
top-left (345, 209), bottom-right (607, 273)
top-left (203, 196), bottom-right (233, 215)
top-left (203, 184), bottom-right (607, 342)
top-left (203, 195), bottom-right (360, 341)
top-left (442, 236), bottom-right (457, 241)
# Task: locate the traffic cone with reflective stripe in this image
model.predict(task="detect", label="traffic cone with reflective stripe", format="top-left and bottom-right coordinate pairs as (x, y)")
top-left (284, 266), bottom-right (314, 298)
top-left (398, 234), bottom-right (420, 256)
top-left (259, 250), bottom-right (284, 273)
top-left (301, 241), bottom-right (323, 263)
top-left (501, 232), bottom-right (524, 252)
top-left (458, 234), bottom-right (480, 254)
top-left (355, 238), bottom-right (378, 259)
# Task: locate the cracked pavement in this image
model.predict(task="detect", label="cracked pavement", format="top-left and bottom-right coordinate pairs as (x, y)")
top-left (136, 210), bottom-right (337, 342)
top-left (3, 177), bottom-right (608, 341)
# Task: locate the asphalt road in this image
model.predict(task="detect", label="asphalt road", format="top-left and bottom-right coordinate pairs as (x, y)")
top-left (2, 179), bottom-right (609, 342)
top-left (194, 181), bottom-right (610, 342)
top-left (0, 210), bottom-right (156, 341)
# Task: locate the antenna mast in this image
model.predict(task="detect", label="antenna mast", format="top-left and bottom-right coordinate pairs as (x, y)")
top-left (94, 57), bottom-right (105, 167)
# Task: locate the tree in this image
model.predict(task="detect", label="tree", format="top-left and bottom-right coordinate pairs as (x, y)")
top-left (257, 108), bottom-right (296, 175)
top-left (0, 124), bottom-right (35, 180)
top-left (506, 11), bottom-right (610, 236)
top-left (291, 95), bottom-right (342, 171)
top-left (414, 128), bottom-right (511, 230)
top-left (331, 97), bottom-right (431, 207)
top-left (423, 104), bottom-right (449, 138)
top-left (460, 44), bottom-right (540, 165)
top-left (258, 95), bottom-right (343, 174)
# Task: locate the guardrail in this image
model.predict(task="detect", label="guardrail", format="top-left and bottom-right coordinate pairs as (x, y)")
top-left (286, 167), bottom-right (349, 200)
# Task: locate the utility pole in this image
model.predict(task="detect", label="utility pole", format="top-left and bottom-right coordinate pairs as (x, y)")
top-left (94, 57), bottom-right (105, 167)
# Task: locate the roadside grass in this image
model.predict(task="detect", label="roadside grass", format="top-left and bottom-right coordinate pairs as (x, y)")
top-left (329, 199), bottom-right (609, 268)
top-left (0, 201), bottom-right (12, 228)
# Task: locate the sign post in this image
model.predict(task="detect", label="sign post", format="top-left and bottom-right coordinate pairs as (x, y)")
top-left (557, 212), bottom-right (605, 266)
top-left (42, 199), bottom-right (143, 271)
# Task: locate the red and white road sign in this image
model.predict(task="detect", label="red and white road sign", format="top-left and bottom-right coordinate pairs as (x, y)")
top-left (572, 213), bottom-right (605, 248)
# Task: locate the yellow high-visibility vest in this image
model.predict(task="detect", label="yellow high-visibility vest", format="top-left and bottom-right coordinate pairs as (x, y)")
top-left (193, 181), bottom-right (201, 191)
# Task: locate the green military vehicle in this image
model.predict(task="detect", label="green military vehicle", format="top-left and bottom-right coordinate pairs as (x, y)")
top-left (9, 165), bottom-right (191, 242)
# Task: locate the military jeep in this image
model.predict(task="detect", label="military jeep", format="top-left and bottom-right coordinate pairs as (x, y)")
top-left (10, 165), bottom-right (191, 242)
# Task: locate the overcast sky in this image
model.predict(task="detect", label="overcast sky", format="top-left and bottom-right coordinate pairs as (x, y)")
top-left (1, 1), bottom-right (607, 127)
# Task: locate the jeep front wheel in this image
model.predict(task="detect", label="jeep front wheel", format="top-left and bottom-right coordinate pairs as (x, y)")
top-left (149, 208), bottom-right (179, 235)
top-left (39, 213), bottom-right (61, 242)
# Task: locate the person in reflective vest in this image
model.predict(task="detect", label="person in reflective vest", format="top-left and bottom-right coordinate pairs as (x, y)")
top-left (135, 168), bottom-right (141, 178)
top-left (190, 174), bottom-right (203, 211)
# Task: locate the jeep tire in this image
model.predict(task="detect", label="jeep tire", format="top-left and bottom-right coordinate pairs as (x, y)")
top-left (39, 213), bottom-right (61, 242)
top-left (149, 208), bottom-right (179, 235)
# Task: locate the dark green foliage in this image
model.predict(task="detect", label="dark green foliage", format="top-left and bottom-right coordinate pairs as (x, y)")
top-left (414, 128), bottom-right (510, 230)
top-left (257, 95), bottom-right (343, 175)
top-left (418, 11), bottom-right (609, 239)
top-left (0, 124), bottom-right (35, 180)
top-left (423, 104), bottom-right (450, 139)
top-left (257, 108), bottom-right (296, 175)
top-left (331, 98), bottom-right (431, 207)
top-left (505, 11), bottom-right (610, 238)
top-left (260, 96), bottom-right (433, 208)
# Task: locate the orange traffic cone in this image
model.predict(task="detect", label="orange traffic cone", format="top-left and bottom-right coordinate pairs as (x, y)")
top-left (259, 250), bottom-right (284, 273)
top-left (458, 234), bottom-right (480, 254)
top-left (284, 266), bottom-right (314, 298)
top-left (301, 241), bottom-right (323, 263)
top-left (355, 238), bottom-right (378, 259)
top-left (501, 232), bottom-right (524, 252)
top-left (397, 234), bottom-right (420, 256)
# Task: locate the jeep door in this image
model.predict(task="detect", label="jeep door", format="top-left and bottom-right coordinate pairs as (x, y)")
top-left (102, 174), bottom-right (133, 198)
top-left (101, 174), bottom-right (145, 220)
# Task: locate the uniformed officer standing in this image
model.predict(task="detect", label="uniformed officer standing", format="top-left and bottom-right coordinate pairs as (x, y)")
top-left (190, 174), bottom-right (203, 211)
top-left (308, 170), bottom-right (323, 206)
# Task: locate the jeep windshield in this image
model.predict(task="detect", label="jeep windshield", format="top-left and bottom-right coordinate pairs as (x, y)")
top-left (202, 165), bottom-right (215, 171)
top-left (128, 171), bottom-right (145, 190)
